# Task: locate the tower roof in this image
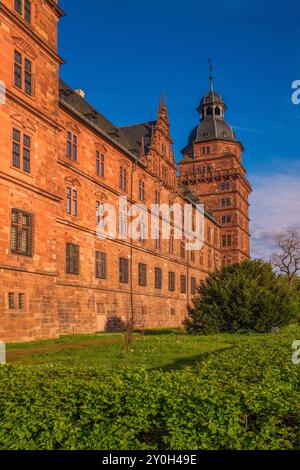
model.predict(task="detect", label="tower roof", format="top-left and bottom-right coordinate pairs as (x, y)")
top-left (188, 64), bottom-right (237, 145)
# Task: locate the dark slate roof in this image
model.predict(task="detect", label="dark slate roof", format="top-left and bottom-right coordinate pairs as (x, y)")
top-left (188, 118), bottom-right (237, 144)
top-left (119, 121), bottom-right (156, 158)
top-left (59, 80), bottom-right (137, 155)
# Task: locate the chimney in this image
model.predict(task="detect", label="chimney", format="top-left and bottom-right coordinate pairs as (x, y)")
top-left (74, 89), bottom-right (85, 99)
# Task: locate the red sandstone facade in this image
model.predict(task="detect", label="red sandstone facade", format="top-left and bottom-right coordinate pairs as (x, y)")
top-left (0, 0), bottom-right (251, 342)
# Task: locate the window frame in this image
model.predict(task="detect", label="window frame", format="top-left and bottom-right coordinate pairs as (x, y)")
top-left (10, 208), bottom-right (34, 257)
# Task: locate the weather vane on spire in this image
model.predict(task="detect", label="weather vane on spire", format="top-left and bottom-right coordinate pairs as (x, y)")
top-left (208, 58), bottom-right (213, 92)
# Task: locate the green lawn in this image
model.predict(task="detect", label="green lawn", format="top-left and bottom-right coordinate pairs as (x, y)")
top-left (6, 325), bottom-right (297, 370)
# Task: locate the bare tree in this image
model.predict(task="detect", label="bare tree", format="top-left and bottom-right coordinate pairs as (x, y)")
top-left (271, 230), bottom-right (300, 287)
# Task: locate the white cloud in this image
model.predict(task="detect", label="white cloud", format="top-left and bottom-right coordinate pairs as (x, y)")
top-left (250, 162), bottom-right (300, 260)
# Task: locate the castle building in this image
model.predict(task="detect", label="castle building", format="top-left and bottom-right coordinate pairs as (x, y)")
top-left (0, 0), bottom-right (252, 342)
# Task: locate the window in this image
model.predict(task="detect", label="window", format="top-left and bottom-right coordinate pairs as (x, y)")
top-left (155, 227), bottom-right (161, 249)
top-left (222, 234), bottom-right (232, 248)
top-left (11, 209), bottom-right (33, 256)
top-left (207, 226), bottom-right (211, 244)
top-left (24, 58), bottom-right (32, 95)
top-left (139, 180), bottom-right (145, 201)
top-left (119, 201), bottom-right (127, 237)
top-left (155, 267), bottom-right (162, 289)
top-left (67, 132), bottom-right (77, 161)
top-left (190, 250), bottom-right (195, 263)
top-left (138, 217), bottom-right (146, 243)
top-left (221, 181), bottom-right (230, 191)
top-left (18, 293), bottom-right (25, 310)
top-left (221, 198), bottom-right (231, 207)
top-left (180, 275), bottom-right (187, 294)
top-left (169, 234), bottom-right (174, 255)
top-left (96, 201), bottom-right (105, 227)
top-left (208, 251), bottom-right (213, 270)
top-left (14, 50), bottom-right (22, 89)
top-left (221, 215), bottom-right (231, 224)
top-left (119, 167), bottom-right (127, 191)
top-left (96, 151), bottom-right (105, 177)
top-left (8, 293), bottom-right (15, 310)
top-left (12, 129), bottom-right (31, 173)
top-left (215, 107), bottom-right (221, 116)
top-left (168, 272), bottom-right (175, 292)
top-left (66, 188), bottom-right (77, 216)
top-left (24, 0), bottom-right (31, 23)
top-left (180, 241), bottom-right (185, 259)
top-left (66, 243), bottom-right (79, 275)
top-left (14, 50), bottom-right (32, 95)
top-left (162, 143), bottom-right (166, 156)
top-left (138, 263), bottom-right (147, 287)
top-left (119, 258), bottom-right (129, 283)
top-left (155, 190), bottom-right (160, 206)
top-left (202, 146), bottom-right (211, 155)
top-left (14, 0), bottom-right (31, 23)
top-left (191, 277), bottom-right (197, 295)
top-left (14, 0), bottom-right (22, 15)
top-left (95, 251), bottom-right (106, 279)
top-left (200, 252), bottom-right (204, 267)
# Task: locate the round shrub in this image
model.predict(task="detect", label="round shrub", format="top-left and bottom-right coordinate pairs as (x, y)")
top-left (184, 260), bottom-right (298, 335)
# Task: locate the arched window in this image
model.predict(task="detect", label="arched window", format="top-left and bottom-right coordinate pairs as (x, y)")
top-left (215, 107), bottom-right (221, 116)
top-left (206, 106), bottom-right (213, 116)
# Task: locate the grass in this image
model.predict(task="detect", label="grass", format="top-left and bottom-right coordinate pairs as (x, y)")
top-left (6, 325), bottom-right (299, 371)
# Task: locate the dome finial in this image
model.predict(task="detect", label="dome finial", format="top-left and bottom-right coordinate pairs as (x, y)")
top-left (208, 57), bottom-right (213, 92)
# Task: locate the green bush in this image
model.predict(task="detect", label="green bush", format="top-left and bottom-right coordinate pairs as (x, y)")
top-left (0, 326), bottom-right (299, 450)
top-left (184, 260), bottom-right (298, 335)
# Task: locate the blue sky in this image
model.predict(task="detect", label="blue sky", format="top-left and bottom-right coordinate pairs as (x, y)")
top-left (59, 0), bottom-right (300, 258)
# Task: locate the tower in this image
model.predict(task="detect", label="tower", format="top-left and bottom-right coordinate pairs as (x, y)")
top-left (179, 66), bottom-right (252, 265)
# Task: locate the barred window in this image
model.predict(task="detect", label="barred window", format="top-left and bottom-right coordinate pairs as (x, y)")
top-left (95, 251), bottom-right (106, 279)
top-left (10, 209), bottom-right (34, 256)
top-left (66, 243), bottom-right (79, 275)
top-left (8, 293), bottom-right (15, 310)
top-left (180, 275), bottom-right (187, 294)
top-left (96, 151), bottom-right (105, 177)
top-left (168, 271), bottom-right (175, 292)
top-left (155, 267), bottom-right (162, 289)
top-left (18, 293), bottom-right (25, 310)
top-left (119, 258), bottom-right (129, 283)
top-left (191, 277), bottom-right (197, 295)
top-left (138, 263), bottom-right (147, 287)
top-left (67, 132), bottom-right (77, 161)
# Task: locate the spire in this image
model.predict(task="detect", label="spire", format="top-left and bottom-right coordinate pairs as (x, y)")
top-left (208, 57), bottom-right (214, 92)
top-left (140, 136), bottom-right (145, 158)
